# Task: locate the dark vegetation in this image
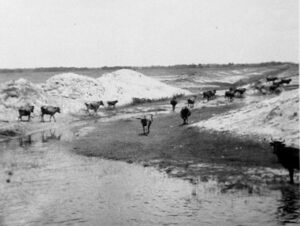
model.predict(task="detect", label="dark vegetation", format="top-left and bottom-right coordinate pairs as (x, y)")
top-left (131, 94), bottom-right (184, 106)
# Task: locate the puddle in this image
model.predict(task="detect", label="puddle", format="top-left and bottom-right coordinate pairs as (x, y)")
top-left (0, 129), bottom-right (299, 225)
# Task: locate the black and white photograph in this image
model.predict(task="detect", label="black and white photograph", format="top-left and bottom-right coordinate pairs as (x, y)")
top-left (0, 0), bottom-right (299, 225)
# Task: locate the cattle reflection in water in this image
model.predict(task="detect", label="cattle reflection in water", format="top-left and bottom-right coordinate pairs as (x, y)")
top-left (41, 130), bottom-right (61, 143)
top-left (276, 186), bottom-right (300, 224)
top-left (18, 135), bottom-right (32, 148)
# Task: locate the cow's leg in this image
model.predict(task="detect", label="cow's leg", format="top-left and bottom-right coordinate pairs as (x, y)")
top-left (288, 168), bottom-right (294, 184)
top-left (41, 114), bottom-right (44, 122)
top-left (28, 114), bottom-right (30, 122)
top-left (19, 115), bottom-right (22, 121)
top-left (53, 115), bottom-right (56, 122)
top-left (143, 126), bottom-right (146, 135)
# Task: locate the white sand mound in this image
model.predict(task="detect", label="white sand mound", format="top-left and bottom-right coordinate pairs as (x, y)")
top-left (44, 73), bottom-right (105, 100)
top-left (97, 69), bottom-right (190, 105)
top-left (42, 70), bottom-right (189, 113)
top-left (0, 79), bottom-right (49, 121)
top-left (194, 89), bottom-right (299, 147)
top-left (43, 73), bottom-right (106, 114)
top-left (0, 69), bottom-right (190, 119)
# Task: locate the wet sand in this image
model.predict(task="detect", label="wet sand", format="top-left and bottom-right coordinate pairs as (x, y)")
top-left (71, 99), bottom-right (299, 187)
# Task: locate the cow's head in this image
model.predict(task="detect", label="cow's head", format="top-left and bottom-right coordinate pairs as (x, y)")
top-left (30, 106), bottom-right (34, 112)
top-left (56, 107), bottom-right (61, 113)
top-left (270, 140), bottom-right (285, 154)
top-left (99, 101), bottom-right (104, 106)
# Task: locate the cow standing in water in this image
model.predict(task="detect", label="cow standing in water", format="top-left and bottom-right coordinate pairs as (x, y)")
top-left (18, 105), bottom-right (34, 121)
top-left (137, 114), bottom-right (153, 135)
top-left (270, 140), bottom-right (299, 184)
top-left (180, 107), bottom-right (191, 125)
top-left (170, 98), bottom-right (178, 111)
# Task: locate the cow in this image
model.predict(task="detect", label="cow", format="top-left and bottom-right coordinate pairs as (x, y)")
top-left (107, 100), bottom-right (118, 108)
top-left (137, 114), bottom-right (153, 135)
top-left (18, 105), bottom-right (34, 122)
top-left (270, 140), bottom-right (299, 184)
top-left (234, 88), bottom-right (246, 96)
top-left (187, 96), bottom-right (196, 108)
top-left (269, 82), bottom-right (281, 93)
top-left (225, 89), bottom-right (235, 101)
top-left (279, 78), bottom-right (292, 85)
top-left (203, 90), bottom-right (216, 102)
top-left (41, 106), bottom-right (61, 122)
top-left (85, 101), bottom-right (104, 114)
top-left (180, 106), bottom-right (191, 125)
top-left (170, 98), bottom-right (178, 111)
top-left (266, 77), bottom-right (278, 83)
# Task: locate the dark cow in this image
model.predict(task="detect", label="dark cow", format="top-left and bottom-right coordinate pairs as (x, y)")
top-left (225, 89), bottom-right (235, 101)
top-left (279, 78), bottom-right (292, 85)
top-left (170, 98), bottom-right (178, 111)
top-left (85, 101), bottom-right (104, 114)
top-left (272, 81), bottom-right (282, 86)
top-left (203, 90), bottom-right (216, 102)
top-left (41, 106), bottom-right (61, 122)
top-left (269, 83), bottom-right (281, 93)
top-left (234, 88), bottom-right (246, 96)
top-left (107, 100), bottom-right (118, 108)
top-left (180, 106), bottom-right (191, 125)
top-left (18, 105), bottom-right (34, 122)
top-left (187, 96), bottom-right (196, 108)
top-left (137, 114), bottom-right (153, 135)
top-left (270, 140), bottom-right (299, 184)
top-left (266, 77), bottom-right (278, 82)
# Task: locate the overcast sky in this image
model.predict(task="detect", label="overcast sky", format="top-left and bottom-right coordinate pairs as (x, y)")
top-left (0, 0), bottom-right (298, 68)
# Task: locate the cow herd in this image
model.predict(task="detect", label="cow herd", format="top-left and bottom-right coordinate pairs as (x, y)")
top-left (255, 76), bottom-right (292, 95)
top-left (17, 100), bottom-right (118, 122)
top-left (15, 75), bottom-right (298, 183)
top-left (170, 86), bottom-right (247, 124)
top-left (18, 105), bottom-right (60, 122)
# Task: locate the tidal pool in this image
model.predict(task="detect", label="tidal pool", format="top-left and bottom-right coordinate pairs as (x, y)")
top-left (0, 129), bottom-right (299, 226)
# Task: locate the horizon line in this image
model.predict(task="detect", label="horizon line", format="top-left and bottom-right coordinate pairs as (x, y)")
top-left (0, 61), bottom-right (298, 71)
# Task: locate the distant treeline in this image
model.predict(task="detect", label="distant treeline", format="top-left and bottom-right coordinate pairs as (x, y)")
top-left (0, 61), bottom-right (297, 73)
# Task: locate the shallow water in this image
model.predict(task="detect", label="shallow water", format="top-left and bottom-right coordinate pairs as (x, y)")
top-left (0, 129), bottom-right (299, 226)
